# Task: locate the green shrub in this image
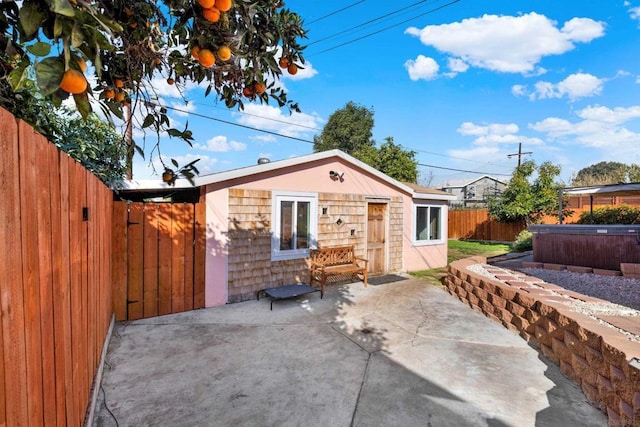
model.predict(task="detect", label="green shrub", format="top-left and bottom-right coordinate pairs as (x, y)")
top-left (577, 205), bottom-right (640, 224)
top-left (511, 230), bottom-right (533, 252)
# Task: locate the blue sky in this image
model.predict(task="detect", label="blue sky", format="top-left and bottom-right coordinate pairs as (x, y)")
top-left (130, 0), bottom-right (640, 187)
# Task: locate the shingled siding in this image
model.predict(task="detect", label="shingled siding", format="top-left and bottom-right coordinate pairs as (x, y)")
top-left (226, 189), bottom-right (403, 302)
top-left (445, 257), bottom-right (640, 426)
top-left (317, 193), bottom-right (403, 272)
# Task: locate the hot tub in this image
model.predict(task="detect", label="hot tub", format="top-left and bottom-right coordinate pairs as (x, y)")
top-left (529, 224), bottom-right (640, 270)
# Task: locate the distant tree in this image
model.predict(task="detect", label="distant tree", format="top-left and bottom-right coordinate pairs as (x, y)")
top-left (314, 102), bottom-right (419, 183)
top-left (572, 161), bottom-right (628, 186)
top-left (313, 101), bottom-right (376, 154)
top-left (629, 164), bottom-right (640, 183)
top-left (372, 137), bottom-right (418, 182)
top-left (488, 160), bottom-right (565, 224)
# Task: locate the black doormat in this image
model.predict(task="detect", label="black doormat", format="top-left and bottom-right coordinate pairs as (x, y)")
top-left (367, 274), bottom-right (409, 286)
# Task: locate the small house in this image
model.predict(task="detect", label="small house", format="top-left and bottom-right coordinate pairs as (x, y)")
top-left (440, 175), bottom-right (505, 208)
top-left (122, 149), bottom-right (456, 306)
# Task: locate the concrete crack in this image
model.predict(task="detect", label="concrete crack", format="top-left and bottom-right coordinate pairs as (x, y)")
top-left (349, 352), bottom-right (372, 427)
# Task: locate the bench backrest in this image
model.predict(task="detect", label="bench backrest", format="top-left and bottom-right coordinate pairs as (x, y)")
top-left (310, 245), bottom-right (356, 266)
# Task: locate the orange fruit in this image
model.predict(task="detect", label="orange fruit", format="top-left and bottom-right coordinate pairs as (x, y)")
top-left (217, 45), bottom-right (231, 61)
top-left (243, 86), bottom-right (254, 97)
top-left (198, 49), bottom-right (216, 67)
top-left (191, 45), bottom-right (200, 60)
top-left (215, 0), bottom-right (232, 12)
top-left (114, 78), bottom-right (125, 88)
top-left (202, 7), bottom-right (220, 22)
top-left (124, 7), bottom-right (133, 16)
top-left (197, 0), bottom-right (215, 8)
top-left (60, 69), bottom-right (87, 94)
top-left (115, 91), bottom-right (125, 102)
top-left (278, 57), bottom-right (289, 68)
top-left (287, 63), bottom-right (298, 75)
top-left (253, 82), bottom-right (266, 94)
top-left (104, 88), bottom-right (115, 99)
top-left (76, 57), bottom-right (87, 72)
top-left (167, 78), bottom-right (175, 85)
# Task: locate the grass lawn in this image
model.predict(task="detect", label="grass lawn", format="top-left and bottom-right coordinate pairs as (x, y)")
top-left (410, 239), bottom-right (511, 287)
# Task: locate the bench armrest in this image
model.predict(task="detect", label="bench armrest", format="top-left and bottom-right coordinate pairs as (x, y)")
top-left (354, 257), bottom-right (368, 268)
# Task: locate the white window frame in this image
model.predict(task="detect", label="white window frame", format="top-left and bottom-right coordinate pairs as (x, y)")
top-left (412, 203), bottom-right (445, 246)
top-left (271, 191), bottom-right (318, 261)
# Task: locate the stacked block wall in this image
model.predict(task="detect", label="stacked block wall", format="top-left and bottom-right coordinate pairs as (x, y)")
top-left (444, 257), bottom-right (640, 426)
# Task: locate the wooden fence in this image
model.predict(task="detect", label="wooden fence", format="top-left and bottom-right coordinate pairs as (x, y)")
top-left (448, 210), bottom-right (526, 242)
top-left (0, 109), bottom-right (113, 426)
top-left (448, 206), bottom-right (635, 242)
top-left (111, 201), bottom-right (206, 321)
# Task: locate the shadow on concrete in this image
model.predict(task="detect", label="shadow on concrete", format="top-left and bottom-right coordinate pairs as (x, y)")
top-left (93, 278), bottom-right (606, 426)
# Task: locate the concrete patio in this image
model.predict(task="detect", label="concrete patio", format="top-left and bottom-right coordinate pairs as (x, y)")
top-left (92, 276), bottom-right (606, 426)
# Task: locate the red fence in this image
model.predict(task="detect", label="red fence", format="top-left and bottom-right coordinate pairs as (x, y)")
top-left (0, 108), bottom-right (113, 426)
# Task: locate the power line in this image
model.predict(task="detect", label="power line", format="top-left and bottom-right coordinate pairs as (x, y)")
top-left (418, 163), bottom-right (512, 176)
top-left (307, 1), bottom-right (368, 25)
top-left (149, 103), bottom-right (513, 177)
top-left (310, 0), bottom-right (461, 56)
top-left (307, 0), bottom-right (435, 47)
top-left (152, 102), bottom-right (315, 145)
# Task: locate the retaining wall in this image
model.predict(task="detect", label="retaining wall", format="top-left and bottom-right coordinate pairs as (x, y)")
top-left (444, 257), bottom-right (640, 426)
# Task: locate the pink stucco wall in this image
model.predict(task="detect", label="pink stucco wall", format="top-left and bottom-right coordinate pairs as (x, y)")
top-left (204, 157), bottom-right (449, 306)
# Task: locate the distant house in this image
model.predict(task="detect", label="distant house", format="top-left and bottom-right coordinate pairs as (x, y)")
top-left (440, 175), bottom-right (506, 208)
top-left (122, 149), bottom-right (456, 305)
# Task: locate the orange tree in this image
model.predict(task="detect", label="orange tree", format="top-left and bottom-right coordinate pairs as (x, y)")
top-left (0, 0), bottom-right (306, 179)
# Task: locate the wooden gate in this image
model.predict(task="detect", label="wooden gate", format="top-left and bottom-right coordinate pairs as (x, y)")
top-left (112, 201), bottom-right (206, 321)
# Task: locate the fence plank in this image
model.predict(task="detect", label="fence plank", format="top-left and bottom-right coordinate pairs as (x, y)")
top-left (0, 110), bottom-right (28, 426)
top-left (194, 197), bottom-right (206, 309)
top-left (68, 160), bottom-right (85, 426)
top-left (171, 204), bottom-right (186, 313)
top-left (60, 153), bottom-right (76, 424)
top-left (50, 148), bottom-right (71, 427)
top-left (127, 203), bottom-right (145, 320)
top-left (36, 135), bottom-right (57, 426)
top-left (18, 121), bottom-right (45, 426)
top-left (183, 204), bottom-right (195, 311)
top-left (143, 204), bottom-right (159, 318)
top-left (157, 204), bottom-right (173, 316)
top-left (112, 202), bottom-right (128, 321)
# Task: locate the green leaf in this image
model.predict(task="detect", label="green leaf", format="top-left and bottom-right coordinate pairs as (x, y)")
top-left (171, 158), bottom-right (179, 167)
top-left (134, 144), bottom-right (145, 158)
top-left (8, 62), bottom-right (30, 91)
top-left (71, 22), bottom-right (84, 47)
top-left (20, 2), bottom-right (46, 39)
top-left (50, 0), bottom-right (76, 17)
top-left (27, 42), bottom-right (51, 57)
top-left (35, 56), bottom-right (65, 96)
top-left (73, 91), bottom-right (91, 119)
top-left (142, 114), bottom-right (155, 128)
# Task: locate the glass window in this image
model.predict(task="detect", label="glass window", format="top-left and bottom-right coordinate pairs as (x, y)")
top-left (272, 192), bottom-right (317, 260)
top-left (414, 204), bottom-right (444, 245)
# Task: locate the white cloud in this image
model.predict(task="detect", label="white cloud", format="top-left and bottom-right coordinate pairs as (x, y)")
top-left (513, 73), bottom-right (604, 101)
top-left (629, 6), bottom-right (640, 23)
top-left (405, 12), bottom-right (605, 74)
top-left (457, 121), bottom-right (544, 146)
top-left (194, 135), bottom-right (247, 152)
top-left (447, 57), bottom-right (469, 73)
top-left (530, 105), bottom-right (640, 149)
top-left (511, 84), bottom-right (527, 96)
top-left (170, 100), bottom-right (197, 117)
top-left (405, 55), bottom-right (440, 81)
top-left (234, 103), bottom-right (323, 138)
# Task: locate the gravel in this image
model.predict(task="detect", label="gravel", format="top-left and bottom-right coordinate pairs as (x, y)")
top-left (466, 264), bottom-right (640, 341)
top-left (520, 268), bottom-right (640, 312)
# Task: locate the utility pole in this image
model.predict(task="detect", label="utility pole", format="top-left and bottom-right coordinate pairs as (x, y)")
top-left (507, 143), bottom-right (532, 168)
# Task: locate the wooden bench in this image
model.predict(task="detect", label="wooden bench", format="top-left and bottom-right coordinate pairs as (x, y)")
top-left (309, 245), bottom-right (368, 294)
